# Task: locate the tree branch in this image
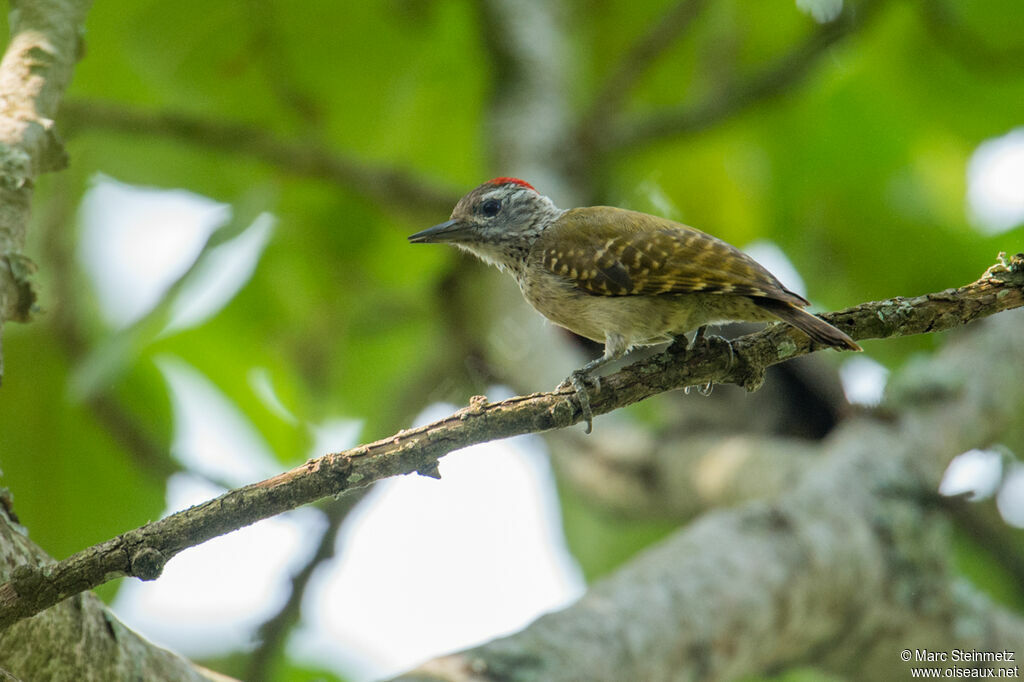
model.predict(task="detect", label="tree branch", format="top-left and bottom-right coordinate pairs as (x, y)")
top-left (241, 0), bottom-right (325, 128)
top-left (607, 0), bottom-right (882, 152)
top-left (557, 431), bottom-right (819, 519)
top-left (0, 253), bottom-right (1021, 631)
top-left (58, 99), bottom-right (459, 217)
top-left (0, 0), bottom-right (91, 335)
top-left (0, 485), bottom-right (236, 680)
top-left (395, 303), bottom-right (1024, 680)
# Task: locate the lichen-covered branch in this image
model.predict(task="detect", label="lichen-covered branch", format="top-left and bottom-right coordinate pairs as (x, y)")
top-left (0, 0), bottom-right (91, 334)
top-left (0, 486), bottom-right (234, 680)
top-left (0, 253), bottom-right (1021, 632)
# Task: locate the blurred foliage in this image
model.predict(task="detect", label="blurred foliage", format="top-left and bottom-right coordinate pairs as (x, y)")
top-left (952, 522), bottom-right (1024, 614)
top-left (0, 0), bottom-right (1023, 678)
top-left (201, 651), bottom-right (347, 682)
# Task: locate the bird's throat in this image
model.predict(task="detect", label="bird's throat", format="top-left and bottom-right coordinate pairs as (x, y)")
top-left (456, 241), bottom-right (531, 277)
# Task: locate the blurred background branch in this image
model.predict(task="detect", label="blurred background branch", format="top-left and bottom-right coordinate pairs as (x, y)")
top-left (608, 0), bottom-right (885, 151)
top-left (245, 492), bottom-right (367, 682)
top-left (60, 100), bottom-right (459, 217)
top-left (580, 0), bottom-right (712, 145)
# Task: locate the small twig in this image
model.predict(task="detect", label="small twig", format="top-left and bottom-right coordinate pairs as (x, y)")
top-left (579, 0), bottom-right (710, 146)
top-left (919, 0), bottom-right (1024, 72)
top-left (59, 100), bottom-right (459, 217)
top-left (608, 0), bottom-right (883, 152)
top-left (242, 0), bottom-right (325, 128)
top-left (0, 253), bottom-right (1021, 631)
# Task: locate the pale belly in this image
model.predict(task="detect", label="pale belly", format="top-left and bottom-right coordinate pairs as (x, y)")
top-left (516, 268), bottom-right (775, 348)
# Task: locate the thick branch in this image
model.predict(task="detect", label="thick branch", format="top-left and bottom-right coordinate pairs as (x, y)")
top-left (607, 0), bottom-right (882, 152)
top-left (0, 495), bottom-right (235, 680)
top-left (0, 253), bottom-right (1021, 631)
top-left (558, 431), bottom-right (819, 519)
top-left (59, 100), bottom-right (459, 217)
top-left (0, 0), bottom-right (91, 327)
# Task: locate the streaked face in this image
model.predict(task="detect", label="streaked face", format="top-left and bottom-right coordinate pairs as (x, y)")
top-left (408, 180), bottom-right (562, 270)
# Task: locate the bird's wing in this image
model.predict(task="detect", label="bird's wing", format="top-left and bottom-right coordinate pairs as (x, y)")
top-left (534, 207), bottom-right (808, 305)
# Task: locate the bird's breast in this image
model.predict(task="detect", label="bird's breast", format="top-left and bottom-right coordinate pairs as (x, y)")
top-left (515, 258), bottom-right (781, 348)
top-left (516, 267), bottom-right (699, 346)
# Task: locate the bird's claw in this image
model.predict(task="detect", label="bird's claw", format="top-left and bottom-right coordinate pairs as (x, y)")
top-left (560, 370), bottom-right (598, 434)
top-left (686, 330), bottom-right (735, 369)
top-left (688, 325), bottom-right (709, 351)
top-left (713, 335), bottom-right (736, 371)
top-left (681, 328), bottom-right (735, 398)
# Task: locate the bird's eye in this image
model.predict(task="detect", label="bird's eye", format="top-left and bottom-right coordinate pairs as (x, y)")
top-left (481, 198), bottom-right (501, 217)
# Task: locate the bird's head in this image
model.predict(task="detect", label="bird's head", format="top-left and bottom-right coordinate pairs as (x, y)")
top-left (409, 178), bottom-right (563, 271)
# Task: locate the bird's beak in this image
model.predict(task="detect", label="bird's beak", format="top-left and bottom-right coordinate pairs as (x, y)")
top-left (408, 219), bottom-right (472, 244)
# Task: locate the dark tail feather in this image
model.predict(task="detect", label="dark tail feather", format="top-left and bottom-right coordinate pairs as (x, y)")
top-left (757, 299), bottom-right (862, 352)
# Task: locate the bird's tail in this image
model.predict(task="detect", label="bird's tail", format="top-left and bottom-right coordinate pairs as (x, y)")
top-left (757, 299), bottom-right (862, 352)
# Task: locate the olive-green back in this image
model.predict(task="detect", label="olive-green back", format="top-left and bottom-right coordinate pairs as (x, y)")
top-left (533, 207), bottom-right (808, 305)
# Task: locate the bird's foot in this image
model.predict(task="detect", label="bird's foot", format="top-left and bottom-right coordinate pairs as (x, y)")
top-left (683, 381), bottom-right (715, 396)
top-left (670, 326), bottom-right (719, 355)
top-left (711, 335), bottom-right (736, 371)
top-left (668, 334), bottom-right (690, 355)
top-left (558, 369), bottom-right (599, 434)
top-left (686, 329), bottom-right (735, 368)
top-left (679, 327), bottom-right (735, 398)
top-left (688, 325), bottom-right (709, 351)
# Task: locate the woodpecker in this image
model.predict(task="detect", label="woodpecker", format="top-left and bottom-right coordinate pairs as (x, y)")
top-left (410, 178), bottom-right (861, 432)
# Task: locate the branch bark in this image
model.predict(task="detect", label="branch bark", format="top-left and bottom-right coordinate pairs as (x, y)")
top-left (0, 485), bottom-right (234, 680)
top-left (0, 253), bottom-right (1021, 632)
top-left (0, 0), bottom-right (91, 353)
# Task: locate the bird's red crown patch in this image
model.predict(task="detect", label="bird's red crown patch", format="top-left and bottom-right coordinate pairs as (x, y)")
top-left (488, 177), bottom-right (536, 192)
